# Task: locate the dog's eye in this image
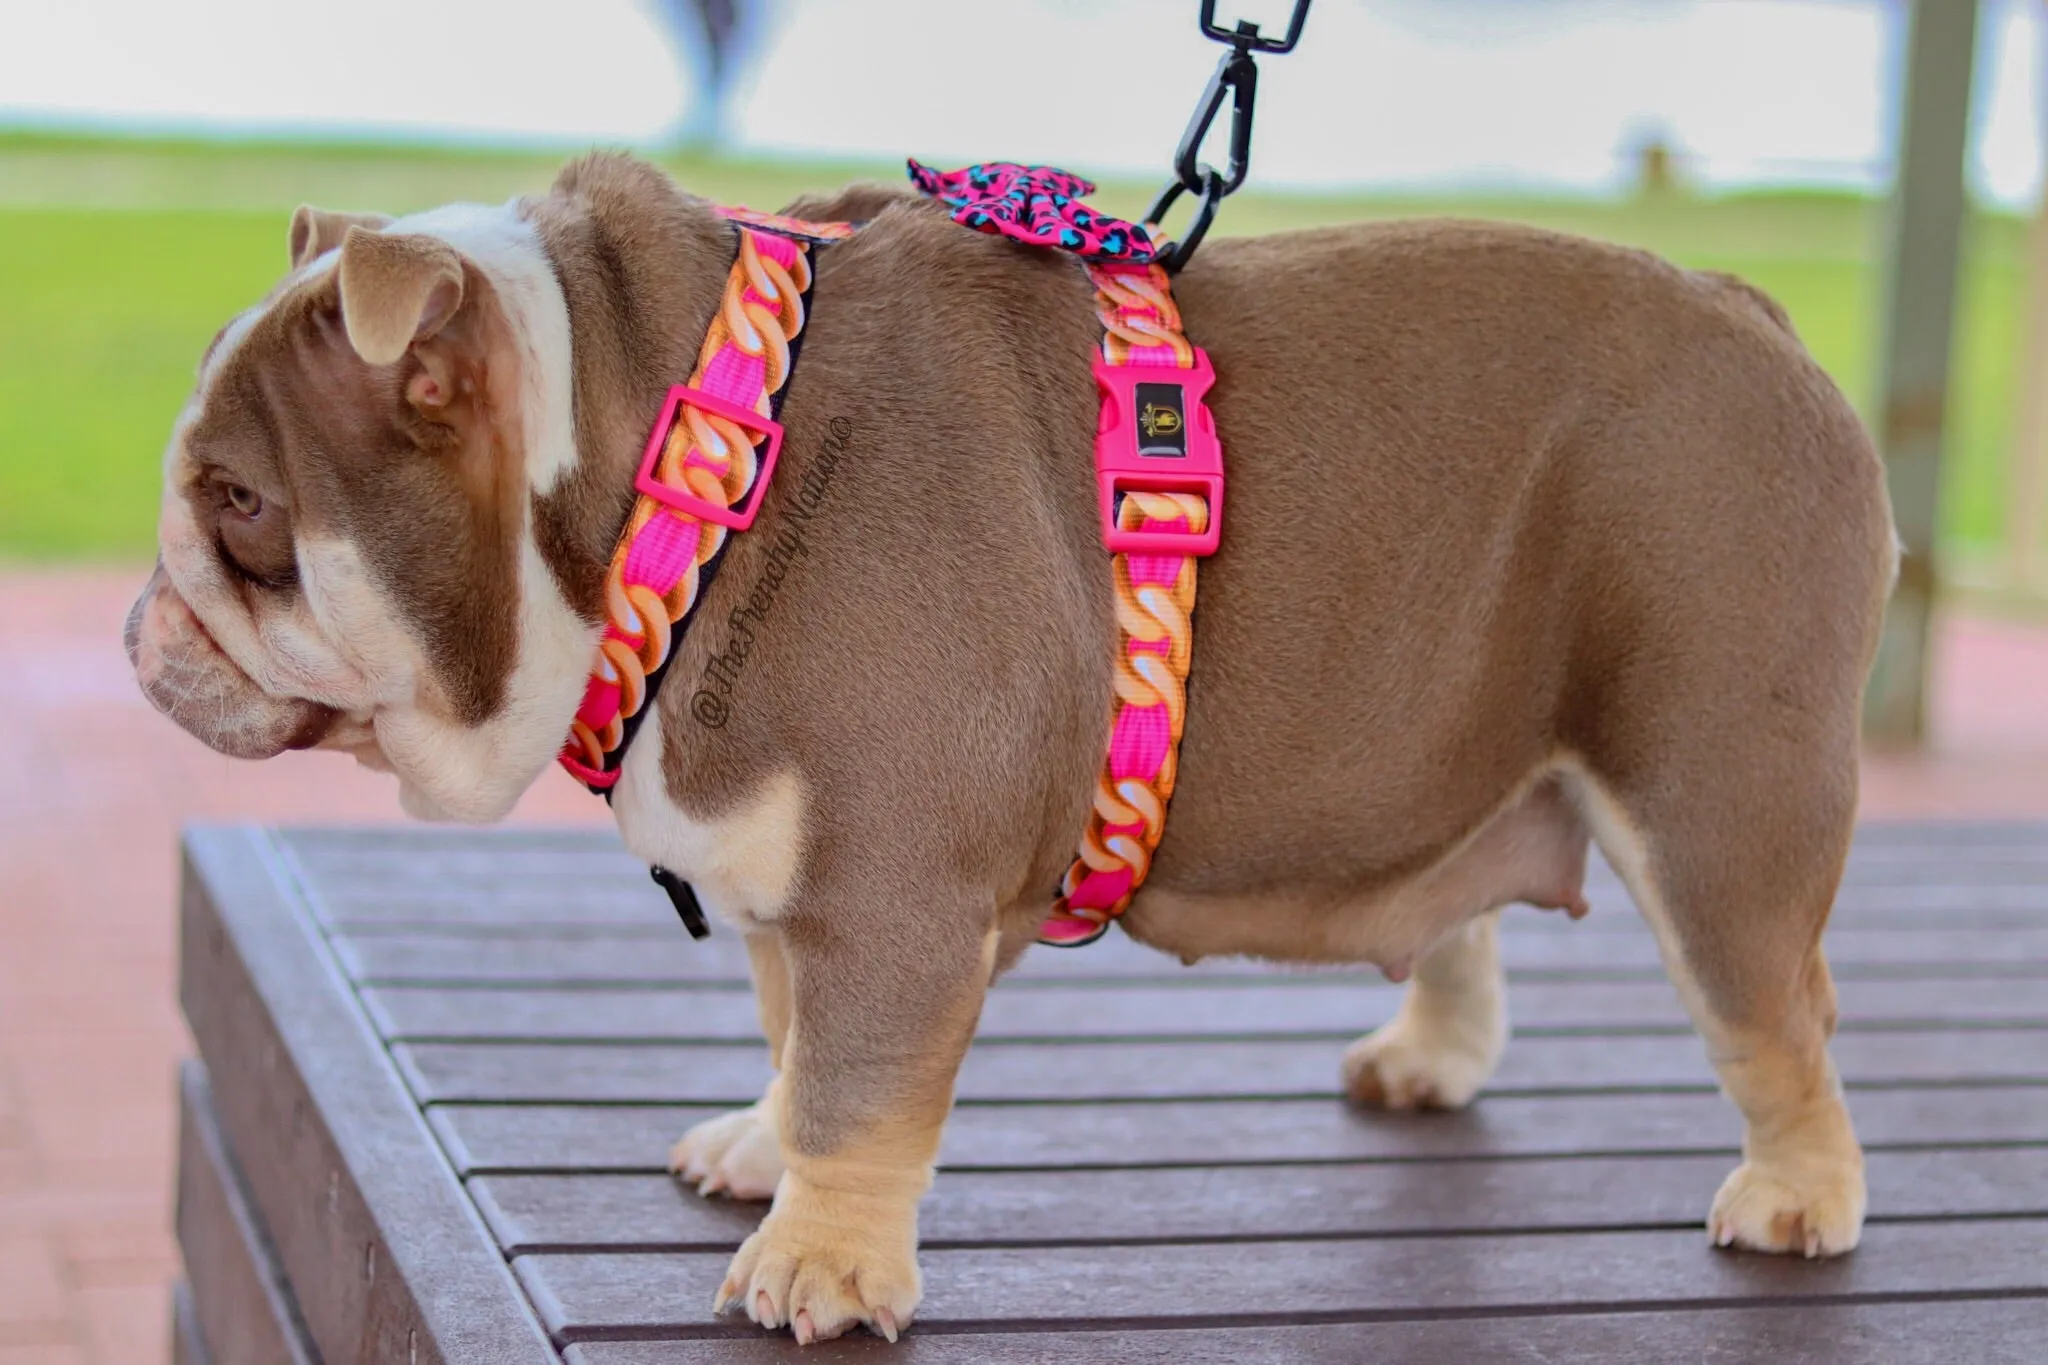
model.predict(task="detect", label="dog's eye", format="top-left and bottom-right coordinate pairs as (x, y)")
top-left (225, 484), bottom-right (263, 519)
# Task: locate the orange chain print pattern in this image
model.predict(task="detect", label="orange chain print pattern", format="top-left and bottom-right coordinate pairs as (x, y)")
top-left (560, 222), bottom-right (835, 790)
top-left (1069, 489), bottom-right (1207, 868)
top-left (1093, 265), bottom-right (1197, 366)
top-left (1041, 261), bottom-right (1220, 946)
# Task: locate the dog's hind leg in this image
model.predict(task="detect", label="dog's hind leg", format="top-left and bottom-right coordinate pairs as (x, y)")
top-left (1572, 757), bottom-right (1866, 1257)
top-left (1342, 911), bottom-right (1509, 1110)
top-left (1339, 774), bottom-right (1591, 1111)
top-left (670, 932), bottom-right (792, 1199)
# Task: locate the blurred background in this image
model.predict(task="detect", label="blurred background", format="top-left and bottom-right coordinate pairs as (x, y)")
top-left (0, 1), bottom-right (2044, 1360)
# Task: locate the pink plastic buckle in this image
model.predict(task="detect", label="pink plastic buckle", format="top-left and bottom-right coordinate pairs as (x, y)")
top-left (633, 384), bottom-right (783, 530)
top-left (1094, 348), bottom-right (1224, 556)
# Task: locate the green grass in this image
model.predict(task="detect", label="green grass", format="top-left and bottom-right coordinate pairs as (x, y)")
top-left (0, 132), bottom-right (2029, 560)
top-left (1, 210), bottom-right (279, 556)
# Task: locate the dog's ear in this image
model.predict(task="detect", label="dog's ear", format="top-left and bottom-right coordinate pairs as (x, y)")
top-left (336, 227), bottom-right (466, 369)
top-left (288, 206), bottom-right (394, 270)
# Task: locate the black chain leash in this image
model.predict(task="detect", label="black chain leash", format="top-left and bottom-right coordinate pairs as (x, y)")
top-left (1145, 0), bottom-right (1313, 272)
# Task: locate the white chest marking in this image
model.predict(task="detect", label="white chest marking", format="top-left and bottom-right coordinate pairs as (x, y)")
top-left (611, 701), bottom-right (807, 927)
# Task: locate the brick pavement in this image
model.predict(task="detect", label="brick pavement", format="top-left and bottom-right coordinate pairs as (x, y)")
top-left (0, 569), bottom-right (604, 1364)
top-left (0, 567), bottom-right (2042, 1363)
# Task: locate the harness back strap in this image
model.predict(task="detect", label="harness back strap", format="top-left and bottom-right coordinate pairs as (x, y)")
top-left (906, 160), bottom-right (1225, 949)
top-left (559, 213), bottom-right (854, 793)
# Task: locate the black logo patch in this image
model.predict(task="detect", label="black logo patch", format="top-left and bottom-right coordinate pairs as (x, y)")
top-left (1134, 383), bottom-right (1189, 457)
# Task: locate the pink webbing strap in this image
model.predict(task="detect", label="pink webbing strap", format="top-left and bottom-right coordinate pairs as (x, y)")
top-left (1040, 262), bottom-right (1224, 947)
top-left (558, 212), bottom-right (852, 793)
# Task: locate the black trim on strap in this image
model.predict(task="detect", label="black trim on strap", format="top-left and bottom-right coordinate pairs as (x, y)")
top-left (596, 226), bottom-right (827, 802)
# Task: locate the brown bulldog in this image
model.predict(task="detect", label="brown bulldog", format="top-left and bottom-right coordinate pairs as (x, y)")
top-left (127, 153), bottom-right (1895, 1343)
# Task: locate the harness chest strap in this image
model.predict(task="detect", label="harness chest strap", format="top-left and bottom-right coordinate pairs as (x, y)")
top-left (557, 210), bottom-right (855, 799)
top-left (554, 209), bottom-right (855, 936)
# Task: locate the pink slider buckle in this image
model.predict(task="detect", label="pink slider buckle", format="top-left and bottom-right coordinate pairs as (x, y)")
top-left (1093, 348), bottom-right (1224, 556)
top-left (634, 384), bottom-right (784, 531)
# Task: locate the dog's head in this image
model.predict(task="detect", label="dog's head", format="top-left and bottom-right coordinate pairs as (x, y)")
top-left (126, 201), bottom-right (594, 821)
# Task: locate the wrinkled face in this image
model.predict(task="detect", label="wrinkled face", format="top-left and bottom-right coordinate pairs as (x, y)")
top-left (126, 202), bottom-right (593, 821)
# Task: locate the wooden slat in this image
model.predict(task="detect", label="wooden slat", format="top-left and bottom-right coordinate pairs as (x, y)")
top-left (282, 826), bottom-right (611, 857)
top-left (179, 826), bottom-right (560, 1365)
top-left (553, 1299), bottom-right (2048, 1364)
top-left (282, 827), bottom-right (2048, 935)
top-left (393, 1027), bottom-right (2048, 1106)
top-left (282, 820), bottom-right (2048, 855)
top-left (174, 1062), bottom-right (318, 1365)
top-left (295, 850), bottom-right (2048, 890)
top-left (364, 976), bottom-right (2048, 1045)
top-left (277, 821), bottom-right (2048, 872)
top-left (305, 877), bottom-right (2048, 932)
top-left (335, 920), bottom-right (2048, 988)
top-left (301, 865), bottom-right (2048, 913)
top-left (513, 1218), bottom-right (2048, 1338)
top-left (470, 1145), bottom-right (2048, 1253)
top-left (429, 1085), bottom-right (2048, 1175)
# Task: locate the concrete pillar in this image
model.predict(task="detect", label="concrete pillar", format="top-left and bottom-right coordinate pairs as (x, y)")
top-left (1866, 0), bottom-right (1982, 746)
top-left (2004, 5), bottom-right (2048, 592)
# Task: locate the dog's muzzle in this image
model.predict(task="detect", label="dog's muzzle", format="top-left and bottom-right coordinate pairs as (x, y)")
top-left (126, 563), bottom-right (336, 760)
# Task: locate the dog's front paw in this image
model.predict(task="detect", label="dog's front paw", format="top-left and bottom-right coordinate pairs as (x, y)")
top-left (670, 1103), bottom-right (785, 1200)
top-left (715, 1177), bottom-right (921, 1344)
top-left (1342, 1011), bottom-right (1504, 1111)
top-left (1709, 1158), bottom-right (1866, 1258)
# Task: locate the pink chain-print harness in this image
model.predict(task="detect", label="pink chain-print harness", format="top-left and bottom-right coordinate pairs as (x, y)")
top-left (561, 168), bottom-right (1224, 950)
top-left (557, 210), bottom-right (856, 794)
top-left (911, 161), bottom-right (1225, 946)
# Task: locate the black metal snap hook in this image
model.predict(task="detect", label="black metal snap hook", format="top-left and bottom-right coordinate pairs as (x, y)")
top-left (1170, 41), bottom-right (1258, 199)
top-left (1146, 0), bottom-right (1313, 272)
top-left (1200, 0), bottom-right (1312, 54)
top-left (1145, 167), bottom-right (1227, 274)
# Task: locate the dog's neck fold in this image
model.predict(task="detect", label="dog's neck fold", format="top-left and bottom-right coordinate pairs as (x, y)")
top-left (527, 158), bottom-right (747, 626)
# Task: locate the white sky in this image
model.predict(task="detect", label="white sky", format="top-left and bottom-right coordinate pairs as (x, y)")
top-left (0, 0), bottom-right (2041, 205)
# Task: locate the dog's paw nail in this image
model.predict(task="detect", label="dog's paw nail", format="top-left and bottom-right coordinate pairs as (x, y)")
top-left (1709, 1159), bottom-right (1863, 1257)
top-left (713, 1281), bottom-right (738, 1314)
top-left (754, 1288), bottom-right (778, 1328)
top-left (876, 1308), bottom-right (900, 1343)
top-left (698, 1173), bottom-right (727, 1197)
top-left (794, 1310), bottom-right (816, 1345)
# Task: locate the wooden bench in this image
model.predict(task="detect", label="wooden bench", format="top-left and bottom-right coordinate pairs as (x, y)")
top-left (172, 823), bottom-right (2048, 1362)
